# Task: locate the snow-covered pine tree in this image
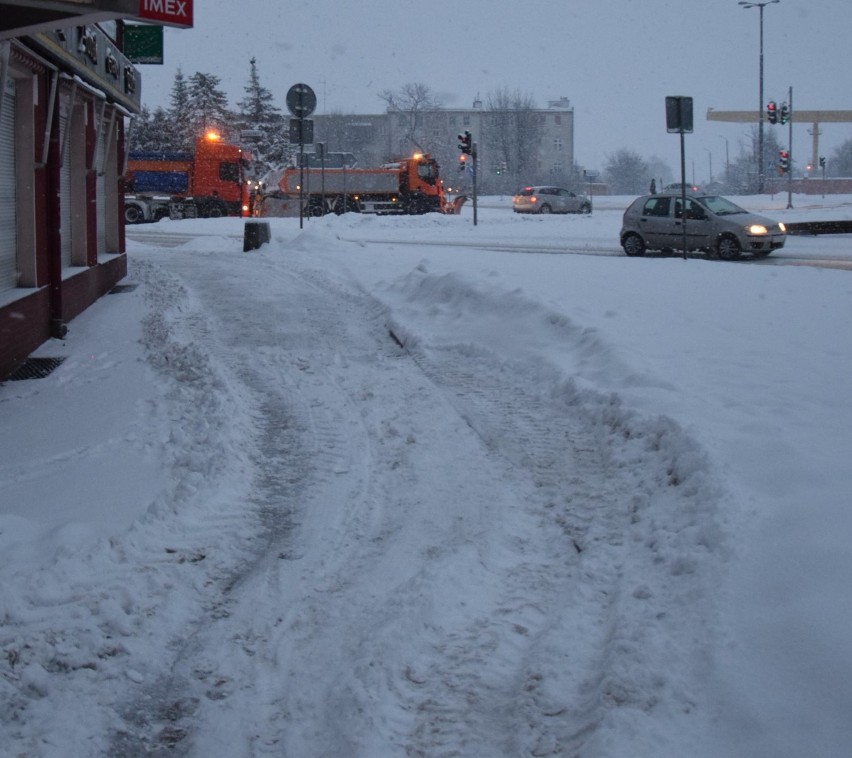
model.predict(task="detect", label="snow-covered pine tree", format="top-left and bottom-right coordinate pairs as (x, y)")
top-left (186, 71), bottom-right (234, 143)
top-left (235, 57), bottom-right (290, 174)
top-left (130, 105), bottom-right (173, 153)
top-left (166, 69), bottom-right (194, 151)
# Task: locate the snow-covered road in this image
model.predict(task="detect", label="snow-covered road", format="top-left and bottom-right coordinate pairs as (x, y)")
top-left (3, 196), bottom-right (851, 756)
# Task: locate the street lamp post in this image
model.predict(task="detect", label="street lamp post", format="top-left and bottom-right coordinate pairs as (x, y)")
top-left (720, 136), bottom-right (730, 180)
top-left (739, 0), bottom-right (779, 194)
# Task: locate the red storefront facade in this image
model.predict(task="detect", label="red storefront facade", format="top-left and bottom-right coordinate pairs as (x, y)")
top-left (0, 3), bottom-right (148, 379)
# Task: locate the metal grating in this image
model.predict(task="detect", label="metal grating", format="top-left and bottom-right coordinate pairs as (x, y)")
top-left (109, 283), bottom-right (138, 294)
top-left (5, 357), bottom-right (66, 381)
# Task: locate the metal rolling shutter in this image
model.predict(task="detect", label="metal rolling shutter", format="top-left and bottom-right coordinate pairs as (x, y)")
top-left (0, 77), bottom-right (17, 291)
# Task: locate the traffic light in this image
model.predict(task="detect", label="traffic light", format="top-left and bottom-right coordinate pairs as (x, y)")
top-left (458, 131), bottom-right (472, 155)
top-left (778, 149), bottom-right (789, 173)
top-left (458, 153), bottom-right (468, 172)
top-left (766, 101), bottom-right (777, 124)
top-left (779, 102), bottom-right (790, 125)
top-left (819, 156), bottom-right (826, 168)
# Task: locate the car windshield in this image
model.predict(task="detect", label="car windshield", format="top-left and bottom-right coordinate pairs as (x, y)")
top-left (517, 188), bottom-right (535, 196)
top-left (698, 196), bottom-right (748, 216)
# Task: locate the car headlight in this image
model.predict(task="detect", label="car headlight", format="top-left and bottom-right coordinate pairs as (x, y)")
top-left (778, 222), bottom-right (787, 232)
top-left (746, 224), bottom-right (769, 235)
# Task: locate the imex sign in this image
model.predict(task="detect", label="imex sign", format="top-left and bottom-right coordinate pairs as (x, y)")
top-left (137, 0), bottom-right (194, 28)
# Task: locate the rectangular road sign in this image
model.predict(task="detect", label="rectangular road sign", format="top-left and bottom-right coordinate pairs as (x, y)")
top-left (666, 96), bottom-right (694, 134)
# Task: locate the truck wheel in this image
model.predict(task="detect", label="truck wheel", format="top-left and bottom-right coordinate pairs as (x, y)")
top-left (208, 204), bottom-right (225, 218)
top-left (124, 205), bottom-right (142, 224)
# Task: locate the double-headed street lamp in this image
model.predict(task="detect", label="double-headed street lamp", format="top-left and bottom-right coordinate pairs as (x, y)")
top-left (739, 0), bottom-right (780, 194)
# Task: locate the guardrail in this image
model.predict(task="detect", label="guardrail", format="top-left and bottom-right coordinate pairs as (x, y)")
top-left (785, 220), bottom-right (852, 236)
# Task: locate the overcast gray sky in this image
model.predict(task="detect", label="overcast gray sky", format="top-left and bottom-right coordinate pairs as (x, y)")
top-left (138, 0), bottom-right (852, 181)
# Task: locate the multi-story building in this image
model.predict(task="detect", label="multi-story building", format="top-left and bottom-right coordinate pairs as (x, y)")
top-left (310, 97), bottom-right (576, 194)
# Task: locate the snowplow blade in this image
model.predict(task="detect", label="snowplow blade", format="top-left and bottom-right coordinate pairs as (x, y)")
top-left (443, 195), bottom-right (468, 214)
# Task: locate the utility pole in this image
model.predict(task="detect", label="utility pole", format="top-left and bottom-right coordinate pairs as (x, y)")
top-left (739, 0), bottom-right (780, 194)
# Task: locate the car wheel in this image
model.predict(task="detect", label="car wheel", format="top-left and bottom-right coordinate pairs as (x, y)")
top-left (716, 234), bottom-right (741, 260)
top-left (124, 205), bottom-right (142, 224)
top-left (580, 203), bottom-right (592, 214)
top-left (538, 204), bottom-right (552, 214)
top-left (622, 233), bottom-right (646, 257)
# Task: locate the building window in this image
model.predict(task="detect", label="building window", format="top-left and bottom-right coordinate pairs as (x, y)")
top-left (555, 114), bottom-right (562, 125)
top-left (554, 139), bottom-right (564, 152)
top-left (463, 115), bottom-right (471, 126)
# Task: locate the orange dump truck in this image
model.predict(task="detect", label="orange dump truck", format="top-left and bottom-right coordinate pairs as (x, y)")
top-left (124, 133), bottom-right (251, 223)
top-left (257, 153), bottom-right (461, 216)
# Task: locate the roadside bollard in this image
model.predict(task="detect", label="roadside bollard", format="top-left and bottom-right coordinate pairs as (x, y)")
top-left (243, 221), bottom-right (271, 251)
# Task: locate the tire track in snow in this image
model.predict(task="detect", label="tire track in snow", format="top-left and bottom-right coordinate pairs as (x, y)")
top-left (108, 254), bottom-right (383, 754)
top-left (386, 342), bottom-right (641, 756)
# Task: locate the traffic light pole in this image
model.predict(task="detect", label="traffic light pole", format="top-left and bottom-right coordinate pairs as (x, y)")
top-left (472, 142), bottom-right (478, 227)
top-left (457, 131), bottom-right (478, 226)
top-left (786, 85), bottom-right (794, 209)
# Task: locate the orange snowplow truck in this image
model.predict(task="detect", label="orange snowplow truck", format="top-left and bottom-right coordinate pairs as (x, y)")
top-left (258, 153), bottom-right (463, 217)
top-left (124, 132), bottom-right (251, 223)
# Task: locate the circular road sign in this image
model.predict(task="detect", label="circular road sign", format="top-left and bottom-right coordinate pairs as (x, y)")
top-left (286, 83), bottom-right (317, 118)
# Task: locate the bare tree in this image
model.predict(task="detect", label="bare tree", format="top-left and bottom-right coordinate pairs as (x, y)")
top-left (483, 88), bottom-right (541, 183)
top-left (604, 149), bottom-right (648, 194)
top-left (830, 136), bottom-right (852, 176)
top-left (377, 83), bottom-right (441, 153)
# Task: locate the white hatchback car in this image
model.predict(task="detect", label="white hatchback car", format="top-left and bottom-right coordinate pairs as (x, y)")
top-left (512, 186), bottom-right (592, 214)
top-left (619, 192), bottom-right (786, 259)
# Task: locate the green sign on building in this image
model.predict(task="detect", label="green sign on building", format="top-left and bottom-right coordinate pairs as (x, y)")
top-left (124, 24), bottom-right (164, 65)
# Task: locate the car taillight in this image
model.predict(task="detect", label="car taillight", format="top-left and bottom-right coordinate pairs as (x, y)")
top-left (530, 196), bottom-right (537, 203)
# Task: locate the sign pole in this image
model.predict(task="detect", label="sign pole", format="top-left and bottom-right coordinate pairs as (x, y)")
top-left (285, 83), bottom-right (317, 230)
top-left (680, 129), bottom-right (687, 259)
top-left (299, 122), bottom-right (304, 229)
top-left (666, 95), bottom-right (694, 260)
